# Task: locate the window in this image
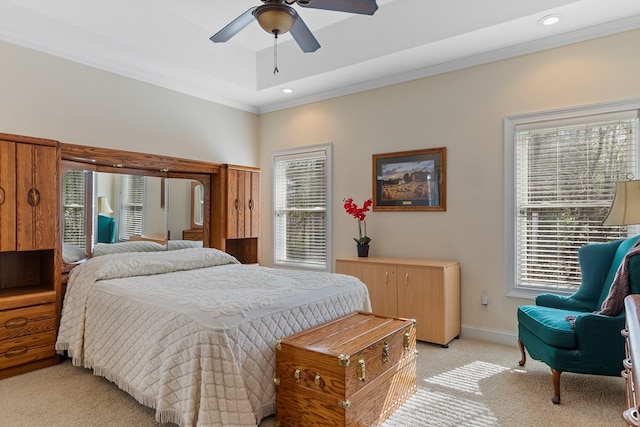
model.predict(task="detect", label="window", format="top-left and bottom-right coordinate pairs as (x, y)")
top-left (272, 144), bottom-right (332, 271)
top-left (119, 174), bottom-right (145, 241)
top-left (62, 169), bottom-right (87, 246)
top-left (505, 101), bottom-right (640, 297)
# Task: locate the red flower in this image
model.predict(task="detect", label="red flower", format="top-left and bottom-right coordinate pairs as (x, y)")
top-left (343, 198), bottom-right (373, 245)
top-left (343, 197), bottom-right (372, 221)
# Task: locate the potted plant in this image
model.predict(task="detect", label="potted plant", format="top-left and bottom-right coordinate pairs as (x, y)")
top-left (343, 197), bottom-right (372, 257)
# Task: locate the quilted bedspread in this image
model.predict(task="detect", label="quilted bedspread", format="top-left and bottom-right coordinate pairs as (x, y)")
top-left (56, 248), bottom-right (371, 427)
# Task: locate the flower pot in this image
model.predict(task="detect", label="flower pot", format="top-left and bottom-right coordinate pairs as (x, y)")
top-left (357, 244), bottom-right (370, 258)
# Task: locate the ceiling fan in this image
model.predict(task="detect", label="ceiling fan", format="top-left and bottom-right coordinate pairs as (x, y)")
top-left (210, 0), bottom-right (379, 53)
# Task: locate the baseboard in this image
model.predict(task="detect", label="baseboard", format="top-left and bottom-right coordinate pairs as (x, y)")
top-left (461, 324), bottom-right (518, 347)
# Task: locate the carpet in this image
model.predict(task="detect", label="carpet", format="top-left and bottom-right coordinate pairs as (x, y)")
top-left (0, 338), bottom-right (626, 426)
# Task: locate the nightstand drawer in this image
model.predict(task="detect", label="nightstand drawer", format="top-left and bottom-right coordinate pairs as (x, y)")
top-left (0, 304), bottom-right (56, 341)
top-left (0, 330), bottom-right (57, 370)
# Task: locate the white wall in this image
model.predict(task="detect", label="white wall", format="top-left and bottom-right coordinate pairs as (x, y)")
top-left (3, 29), bottom-right (640, 345)
top-left (0, 40), bottom-right (258, 166)
top-left (257, 29), bottom-right (640, 343)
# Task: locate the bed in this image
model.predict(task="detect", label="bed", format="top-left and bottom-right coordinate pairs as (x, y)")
top-left (55, 248), bottom-right (371, 427)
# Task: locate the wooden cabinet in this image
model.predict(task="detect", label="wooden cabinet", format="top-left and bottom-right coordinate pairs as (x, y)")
top-left (335, 257), bottom-right (460, 346)
top-left (182, 228), bottom-right (203, 241)
top-left (212, 165), bottom-right (260, 264)
top-left (0, 135), bottom-right (59, 379)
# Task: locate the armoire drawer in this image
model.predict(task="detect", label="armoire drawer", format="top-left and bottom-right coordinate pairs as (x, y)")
top-left (0, 330), bottom-right (57, 370)
top-left (0, 303), bottom-right (56, 341)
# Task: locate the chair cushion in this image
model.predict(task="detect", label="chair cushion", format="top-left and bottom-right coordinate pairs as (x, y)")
top-left (517, 305), bottom-right (581, 349)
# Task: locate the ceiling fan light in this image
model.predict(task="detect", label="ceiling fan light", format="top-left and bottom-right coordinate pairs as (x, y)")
top-left (254, 4), bottom-right (297, 35)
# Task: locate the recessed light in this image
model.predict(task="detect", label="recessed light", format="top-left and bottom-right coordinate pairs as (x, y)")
top-left (282, 88), bottom-right (294, 94)
top-left (538, 14), bottom-right (562, 26)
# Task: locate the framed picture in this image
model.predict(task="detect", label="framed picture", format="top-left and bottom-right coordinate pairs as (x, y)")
top-left (372, 147), bottom-right (446, 211)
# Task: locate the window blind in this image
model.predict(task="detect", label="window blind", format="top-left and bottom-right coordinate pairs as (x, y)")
top-left (515, 110), bottom-right (638, 291)
top-left (119, 175), bottom-right (145, 240)
top-left (62, 170), bottom-right (86, 246)
top-left (273, 148), bottom-right (328, 269)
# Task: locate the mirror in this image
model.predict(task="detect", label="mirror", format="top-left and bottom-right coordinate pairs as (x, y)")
top-left (61, 166), bottom-right (207, 264)
top-left (192, 182), bottom-right (204, 228)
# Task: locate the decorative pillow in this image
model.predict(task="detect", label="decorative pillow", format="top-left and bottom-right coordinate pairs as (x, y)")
top-left (62, 243), bottom-right (87, 263)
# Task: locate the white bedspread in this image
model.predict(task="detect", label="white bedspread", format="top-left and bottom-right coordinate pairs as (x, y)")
top-left (56, 248), bottom-right (371, 427)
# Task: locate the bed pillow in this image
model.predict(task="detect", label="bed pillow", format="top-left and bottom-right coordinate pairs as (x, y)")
top-left (62, 243), bottom-right (87, 263)
top-left (167, 240), bottom-right (203, 250)
top-left (93, 241), bottom-right (166, 256)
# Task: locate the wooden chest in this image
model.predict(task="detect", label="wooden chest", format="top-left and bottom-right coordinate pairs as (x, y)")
top-left (274, 311), bottom-right (417, 427)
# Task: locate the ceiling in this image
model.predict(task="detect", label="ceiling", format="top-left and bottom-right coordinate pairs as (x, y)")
top-left (1, 0), bottom-right (640, 114)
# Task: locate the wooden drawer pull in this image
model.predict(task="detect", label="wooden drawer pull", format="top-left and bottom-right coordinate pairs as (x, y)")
top-left (5, 346), bottom-right (28, 358)
top-left (27, 188), bottom-right (41, 207)
top-left (0, 186), bottom-right (4, 205)
top-left (5, 317), bottom-right (28, 329)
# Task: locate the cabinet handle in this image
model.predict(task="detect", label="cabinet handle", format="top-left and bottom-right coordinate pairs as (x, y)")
top-left (5, 346), bottom-right (28, 358)
top-left (385, 272), bottom-right (388, 284)
top-left (405, 273), bottom-right (409, 286)
top-left (234, 199), bottom-right (239, 210)
top-left (27, 188), bottom-right (41, 207)
top-left (0, 186), bottom-right (4, 205)
top-left (5, 317), bottom-right (28, 329)
top-left (248, 199), bottom-right (253, 210)
top-left (357, 358), bottom-right (366, 382)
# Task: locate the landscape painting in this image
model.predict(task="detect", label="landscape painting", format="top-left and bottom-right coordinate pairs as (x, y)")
top-left (372, 147), bottom-right (446, 211)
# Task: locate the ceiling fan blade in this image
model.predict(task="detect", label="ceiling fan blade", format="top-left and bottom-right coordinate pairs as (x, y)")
top-left (210, 7), bottom-right (258, 43)
top-left (289, 16), bottom-right (321, 53)
top-left (296, 0), bottom-right (378, 15)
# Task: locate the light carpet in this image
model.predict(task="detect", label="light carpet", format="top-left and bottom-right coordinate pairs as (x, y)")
top-left (0, 338), bottom-right (626, 426)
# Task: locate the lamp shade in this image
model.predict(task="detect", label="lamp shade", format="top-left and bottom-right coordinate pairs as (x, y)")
top-left (602, 180), bottom-right (640, 225)
top-left (98, 196), bottom-right (113, 215)
top-left (254, 4), bottom-right (296, 35)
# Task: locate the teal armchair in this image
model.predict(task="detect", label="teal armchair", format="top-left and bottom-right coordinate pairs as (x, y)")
top-left (517, 235), bottom-right (640, 404)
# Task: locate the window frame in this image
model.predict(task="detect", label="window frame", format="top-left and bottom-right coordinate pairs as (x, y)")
top-left (271, 143), bottom-right (333, 271)
top-left (504, 99), bottom-right (640, 299)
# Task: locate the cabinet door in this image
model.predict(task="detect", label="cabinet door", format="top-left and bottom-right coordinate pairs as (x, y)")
top-left (226, 168), bottom-right (242, 238)
top-left (335, 261), bottom-right (397, 317)
top-left (397, 266), bottom-right (443, 343)
top-left (227, 168), bottom-right (260, 239)
top-left (15, 143), bottom-right (57, 251)
top-left (365, 264), bottom-right (398, 318)
top-left (247, 171), bottom-right (260, 238)
top-left (0, 142), bottom-right (16, 252)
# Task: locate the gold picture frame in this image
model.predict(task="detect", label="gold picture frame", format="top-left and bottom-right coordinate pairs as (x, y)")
top-left (372, 147), bottom-right (446, 211)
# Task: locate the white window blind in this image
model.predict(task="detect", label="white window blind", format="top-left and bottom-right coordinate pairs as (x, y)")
top-left (513, 109), bottom-right (639, 293)
top-left (62, 170), bottom-right (86, 246)
top-left (273, 144), bottom-right (331, 270)
top-left (119, 175), bottom-right (145, 241)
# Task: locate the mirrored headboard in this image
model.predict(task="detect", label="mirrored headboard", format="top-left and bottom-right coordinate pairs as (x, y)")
top-left (60, 143), bottom-right (219, 267)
